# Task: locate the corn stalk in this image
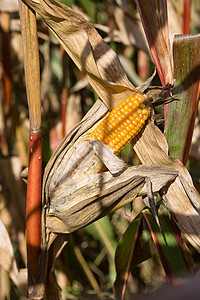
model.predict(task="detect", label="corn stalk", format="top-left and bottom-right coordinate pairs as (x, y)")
top-left (18, 0), bottom-right (42, 292)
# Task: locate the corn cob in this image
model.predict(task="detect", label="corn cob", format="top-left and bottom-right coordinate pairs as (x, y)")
top-left (88, 93), bottom-right (151, 155)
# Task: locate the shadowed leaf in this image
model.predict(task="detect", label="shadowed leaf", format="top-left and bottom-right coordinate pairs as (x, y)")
top-left (143, 210), bottom-right (192, 284)
top-left (85, 216), bottom-right (117, 282)
top-left (113, 213), bottom-right (151, 300)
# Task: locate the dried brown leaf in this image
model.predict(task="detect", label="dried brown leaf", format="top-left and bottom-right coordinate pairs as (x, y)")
top-left (113, 7), bottom-right (150, 56)
top-left (133, 121), bottom-right (200, 252)
top-left (23, 0), bottom-right (139, 110)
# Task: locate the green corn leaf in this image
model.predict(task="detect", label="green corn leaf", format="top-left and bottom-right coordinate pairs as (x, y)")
top-left (165, 33), bottom-right (200, 165)
top-left (113, 213), bottom-right (151, 300)
top-left (143, 210), bottom-right (192, 283)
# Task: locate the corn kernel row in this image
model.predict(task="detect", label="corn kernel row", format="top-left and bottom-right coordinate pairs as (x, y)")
top-left (88, 93), bottom-right (151, 155)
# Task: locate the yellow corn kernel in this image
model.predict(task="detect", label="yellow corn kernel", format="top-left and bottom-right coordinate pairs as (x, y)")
top-left (88, 93), bottom-right (151, 154)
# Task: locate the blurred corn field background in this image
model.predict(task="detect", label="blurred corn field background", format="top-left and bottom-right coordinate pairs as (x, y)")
top-left (0, 0), bottom-right (200, 299)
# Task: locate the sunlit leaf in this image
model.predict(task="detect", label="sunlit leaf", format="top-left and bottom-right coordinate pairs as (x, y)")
top-left (135, 0), bottom-right (174, 86)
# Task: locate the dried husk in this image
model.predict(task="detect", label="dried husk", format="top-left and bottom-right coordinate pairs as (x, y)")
top-left (44, 100), bottom-right (180, 235)
top-left (42, 97), bottom-right (200, 252)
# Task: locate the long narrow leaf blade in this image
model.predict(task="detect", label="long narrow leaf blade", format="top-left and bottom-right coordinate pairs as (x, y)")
top-left (113, 213), bottom-right (151, 300)
top-left (85, 217), bottom-right (117, 282)
top-left (165, 34), bottom-right (200, 165)
top-left (143, 210), bottom-right (192, 284)
top-left (85, 216), bottom-right (117, 259)
top-left (135, 0), bottom-right (173, 85)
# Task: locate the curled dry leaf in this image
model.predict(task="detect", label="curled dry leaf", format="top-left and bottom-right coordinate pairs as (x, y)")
top-left (133, 122), bottom-right (200, 252)
top-left (24, 0), bottom-right (139, 110)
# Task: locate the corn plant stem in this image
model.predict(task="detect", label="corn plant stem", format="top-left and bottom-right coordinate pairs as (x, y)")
top-left (18, 0), bottom-right (42, 284)
top-left (18, 0), bottom-right (41, 131)
top-left (183, 0), bottom-right (191, 34)
top-left (1, 12), bottom-right (11, 114)
top-left (26, 131), bottom-right (42, 280)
